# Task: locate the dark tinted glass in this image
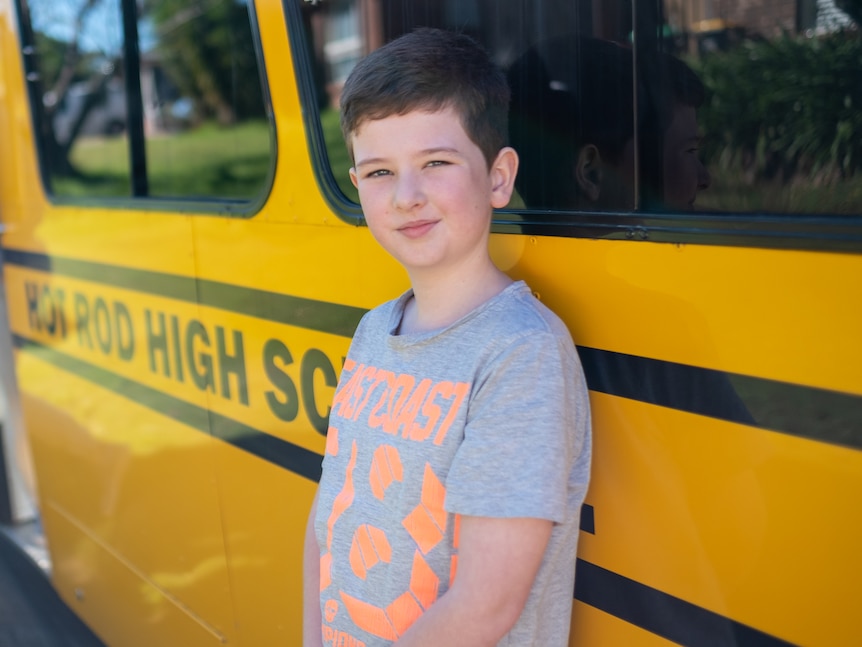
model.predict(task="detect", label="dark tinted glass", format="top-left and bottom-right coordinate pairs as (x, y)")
top-left (302, 0), bottom-right (633, 210)
top-left (302, 0), bottom-right (862, 217)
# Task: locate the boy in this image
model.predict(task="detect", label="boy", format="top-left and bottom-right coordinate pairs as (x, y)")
top-left (304, 28), bottom-right (591, 647)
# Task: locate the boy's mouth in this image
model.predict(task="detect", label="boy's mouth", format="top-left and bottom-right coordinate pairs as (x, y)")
top-left (398, 220), bottom-right (438, 238)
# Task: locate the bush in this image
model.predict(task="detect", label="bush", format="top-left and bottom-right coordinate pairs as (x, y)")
top-left (695, 30), bottom-right (862, 184)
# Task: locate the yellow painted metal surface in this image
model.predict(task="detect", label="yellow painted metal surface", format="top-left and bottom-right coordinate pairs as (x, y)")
top-left (1, 1), bottom-right (861, 646)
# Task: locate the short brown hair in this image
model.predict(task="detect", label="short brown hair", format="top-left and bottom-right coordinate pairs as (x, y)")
top-left (340, 28), bottom-right (510, 168)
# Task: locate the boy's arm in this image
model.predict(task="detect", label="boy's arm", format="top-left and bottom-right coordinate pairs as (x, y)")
top-left (395, 515), bottom-right (553, 647)
top-left (303, 490), bottom-right (323, 647)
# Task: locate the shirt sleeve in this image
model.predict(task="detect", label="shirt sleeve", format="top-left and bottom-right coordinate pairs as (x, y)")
top-left (443, 330), bottom-right (590, 523)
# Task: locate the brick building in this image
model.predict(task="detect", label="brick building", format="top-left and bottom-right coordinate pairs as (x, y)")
top-left (665, 0), bottom-right (851, 37)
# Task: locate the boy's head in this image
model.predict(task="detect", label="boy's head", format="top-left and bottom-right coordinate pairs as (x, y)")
top-left (340, 28), bottom-right (510, 168)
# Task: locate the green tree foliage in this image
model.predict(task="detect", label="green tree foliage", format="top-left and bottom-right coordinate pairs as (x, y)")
top-left (33, 32), bottom-right (79, 89)
top-left (696, 31), bottom-right (862, 184)
top-left (143, 0), bottom-right (266, 125)
top-left (24, 0), bottom-right (119, 177)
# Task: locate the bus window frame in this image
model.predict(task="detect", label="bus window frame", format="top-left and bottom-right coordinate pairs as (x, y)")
top-left (283, 0), bottom-right (364, 224)
top-left (282, 0), bottom-right (862, 254)
top-left (13, 0), bottom-right (279, 218)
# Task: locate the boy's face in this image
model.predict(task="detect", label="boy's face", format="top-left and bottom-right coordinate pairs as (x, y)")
top-left (349, 106), bottom-right (516, 276)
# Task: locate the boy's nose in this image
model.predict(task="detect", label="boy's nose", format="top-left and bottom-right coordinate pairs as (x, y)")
top-left (392, 172), bottom-right (425, 211)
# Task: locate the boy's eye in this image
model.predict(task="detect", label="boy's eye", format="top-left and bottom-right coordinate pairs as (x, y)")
top-left (426, 160), bottom-right (450, 168)
top-left (366, 169), bottom-right (391, 178)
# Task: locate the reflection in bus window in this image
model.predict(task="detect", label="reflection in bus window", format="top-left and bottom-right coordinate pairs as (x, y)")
top-left (301, 0), bottom-right (606, 207)
top-left (694, 41), bottom-right (860, 213)
top-left (141, 0), bottom-right (271, 200)
top-left (26, 0), bottom-right (131, 196)
top-left (303, 0), bottom-right (861, 218)
top-left (664, 0), bottom-right (861, 215)
top-left (508, 37), bottom-right (638, 212)
top-left (20, 0), bottom-right (273, 202)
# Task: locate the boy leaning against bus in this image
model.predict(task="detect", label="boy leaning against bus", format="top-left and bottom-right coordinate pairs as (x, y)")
top-left (302, 28), bottom-right (592, 647)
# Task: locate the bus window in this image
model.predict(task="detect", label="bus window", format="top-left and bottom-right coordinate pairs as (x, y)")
top-left (18, 0), bottom-right (274, 205)
top-left (296, 0), bottom-right (862, 223)
top-left (297, 0), bottom-right (634, 214)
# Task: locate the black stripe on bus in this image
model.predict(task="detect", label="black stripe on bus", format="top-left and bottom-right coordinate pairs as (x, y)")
top-left (2, 249), bottom-right (366, 338)
top-left (11, 334), bottom-right (322, 482)
top-left (6, 248), bottom-right (862, 452)
top-left (491, 208), bottom-right (862, 255)
top-left (579, 504), bottom-right (595, 534)
top-left (579, 346), bottom-right (862, 452)
top-left (575, 559), bottom-right (797, 646)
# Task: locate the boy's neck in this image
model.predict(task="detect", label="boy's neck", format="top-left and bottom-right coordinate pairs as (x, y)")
top-left (400, 258), bottom-right (513, 335)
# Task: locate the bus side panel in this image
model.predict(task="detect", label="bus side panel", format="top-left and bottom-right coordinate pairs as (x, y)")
top-left (2, 208), bottom-right (239, 644)
top-left (17, 384), bottom-right (229, 647)
top-left (506, 235), bottom-right (862, 646)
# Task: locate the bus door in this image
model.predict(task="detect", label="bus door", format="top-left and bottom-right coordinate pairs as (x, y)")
top-left (181, 0), bottom-right (368, 640)
top-left (5, 0), bottom-right (246, 644)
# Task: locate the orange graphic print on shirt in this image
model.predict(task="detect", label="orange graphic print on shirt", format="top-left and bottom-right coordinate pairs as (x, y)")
top-left (330, 360), bottom-right (469, 445)
top-left (321, 363), bottom-right (469, 643)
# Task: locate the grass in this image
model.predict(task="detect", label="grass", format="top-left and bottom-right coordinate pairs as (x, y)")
top-left (53, 120), bottom-right (273, 200)
top-left (697, 166), bottom-right (862, 215)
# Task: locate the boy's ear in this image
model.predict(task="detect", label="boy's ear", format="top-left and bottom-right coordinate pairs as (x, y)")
top-left (349, 167), bottom-right (359, 189)
top-left (575, 145), bottom-right (603, 202)
top-left (489, 147), bottom-right (519, 209)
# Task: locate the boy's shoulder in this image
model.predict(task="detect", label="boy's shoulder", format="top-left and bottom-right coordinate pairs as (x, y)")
top-left (476, 281), bottom-right (574, 344)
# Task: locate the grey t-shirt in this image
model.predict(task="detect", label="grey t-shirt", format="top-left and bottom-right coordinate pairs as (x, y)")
top-left (315, 281), bottom-right (591, 646)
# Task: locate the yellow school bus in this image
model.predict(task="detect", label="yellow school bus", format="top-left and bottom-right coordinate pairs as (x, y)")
top-left (1, 0), bottom-right (861, 645)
